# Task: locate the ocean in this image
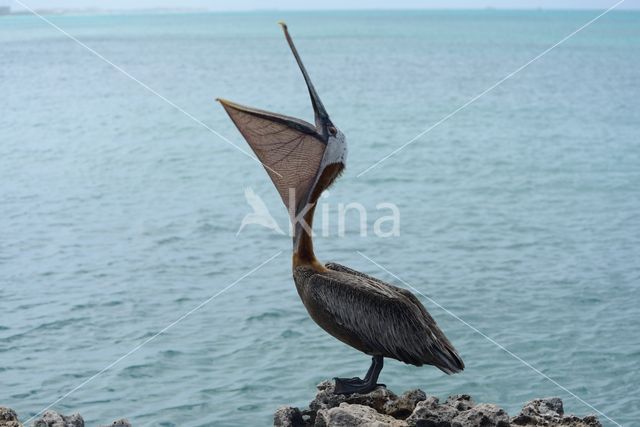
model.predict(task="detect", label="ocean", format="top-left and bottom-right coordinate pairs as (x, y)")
top-left (1, 9), bottom-right (639, 426)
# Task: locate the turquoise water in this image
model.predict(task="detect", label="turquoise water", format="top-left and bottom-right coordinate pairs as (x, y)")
top-left (1, 10), bottom-right (639, 426)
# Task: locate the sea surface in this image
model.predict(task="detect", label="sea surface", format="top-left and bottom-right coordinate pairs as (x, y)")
top-left (1, 9), bottom-right (639, 427)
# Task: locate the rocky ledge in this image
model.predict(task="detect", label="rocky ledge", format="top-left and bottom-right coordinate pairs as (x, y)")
top-left (274, 380), bottom-right (602, 427)
top-left (0, 407), bottom-right (130, 427)
top-left (0, 381), bottom-right (602, 427)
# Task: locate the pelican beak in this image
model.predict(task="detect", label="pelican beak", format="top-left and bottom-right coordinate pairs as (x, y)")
top-left (279, 21), bottom-right (332, 137)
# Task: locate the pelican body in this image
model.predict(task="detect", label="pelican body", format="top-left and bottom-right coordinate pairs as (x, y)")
top-left (218, 23), bottom-right (464, 394)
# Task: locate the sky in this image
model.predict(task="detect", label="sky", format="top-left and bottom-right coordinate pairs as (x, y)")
top-left (6, 0), bottom-right (640, 11)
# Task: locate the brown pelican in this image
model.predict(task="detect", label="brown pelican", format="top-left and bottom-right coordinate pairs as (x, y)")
top-left (217, 22), bottom-right (464, 394)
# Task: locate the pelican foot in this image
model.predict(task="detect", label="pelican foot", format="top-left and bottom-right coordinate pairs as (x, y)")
top-left (333, 355), bottom-right (385, 395)
top-left (333, 377), bottom-right (385, 395)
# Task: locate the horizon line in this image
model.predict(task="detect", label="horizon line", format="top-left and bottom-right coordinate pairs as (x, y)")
top-left (6, 6), bottom-right (640, 16)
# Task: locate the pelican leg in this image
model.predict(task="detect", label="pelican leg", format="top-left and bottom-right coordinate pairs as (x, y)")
top-left (342, 356), bottom-right (376, 384)
top-left (334, 356), bottom-right (385, 394)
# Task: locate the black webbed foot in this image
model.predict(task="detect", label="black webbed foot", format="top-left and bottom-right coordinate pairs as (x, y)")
top-left (332, 355), bottom-right (385, 395)
top-left (342, 376), bottom-right (366, 385)
top-left (333, 377), bottom-right (382, 395)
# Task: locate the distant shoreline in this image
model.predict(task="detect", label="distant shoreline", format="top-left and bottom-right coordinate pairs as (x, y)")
top-left (4, 7), bottom-right (640, 17)
top-left (5, 8), bottom-right (209, 16)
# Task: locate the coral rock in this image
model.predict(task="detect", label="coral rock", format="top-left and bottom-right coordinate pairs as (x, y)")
top-left (511, 397), bottom-right (602, 427)
top-left (31, 411), bottom-right (84, 427)
top-left (521, 397), bottom-right (564, 418)
top-left (274, 406), bottom-right (305, 427)
top-left (383, 389), bottom-right (427, 419)
top-left (0, 407), bottom-right (22, 427)
top-left (451, 403), bottom-right (510, 427)
top-left (405, 397), bottom-right (458, 427)
top-left (275, 380), bottom-right (603, 427)
top-left (445, 395), bottom-right (476, 412)
top-left (315, 403), bottom-right (407, 427)
top-left (97, 419), bottom-right (132, 427)
top-left (310, 380), bottom-right (396, 414)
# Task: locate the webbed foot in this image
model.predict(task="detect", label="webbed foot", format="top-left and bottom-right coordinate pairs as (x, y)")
top-left (333, 377), bottom-right (384, 395)
top-left (332, 355), bottom-right (385, 395)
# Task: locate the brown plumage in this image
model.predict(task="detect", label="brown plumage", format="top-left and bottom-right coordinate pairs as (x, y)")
top-left (294, 263), bottom-right (464, 374)
top-left (218, 22), bottom-right (463, 394)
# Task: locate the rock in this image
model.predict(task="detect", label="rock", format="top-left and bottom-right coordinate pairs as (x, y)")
top-left (445, 395), bottom-right (475, 412)
top-left (308, 380), bottom-right (348, 413)
top-left (310, 380), bottom-right (397, 414)
top-left (274, 406), bottom-right (305, 427)
top-left (421, 396), bottom-right (441, 409)
top-left (31, 411), bottom-right (83, 427)
top-left (511, 397), bottom-right (602, 427)
top-left (521, 397), bottom-right (564, 418)
top-left (405, 397), bottom-right (458, 427)
top-left (451, 403), bottom-right (509, 427)
top-left (97, 419), bottom-right (132, 427)
top-left (383, 389), bottom-right (427, 419)
top-left (315, 403), bottom-right (407, 427)
top-left (275, 380), bottom-right (602, 427)
top-left (0, 407), bottom-right (22, 427)
top-left (0, 409), bottom-right (131, 427)
top-left (0, 382), bottom-right (605, 427)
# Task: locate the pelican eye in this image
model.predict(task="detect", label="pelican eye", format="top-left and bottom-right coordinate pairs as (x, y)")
top-left (328, 126), bottom-right (337, 136)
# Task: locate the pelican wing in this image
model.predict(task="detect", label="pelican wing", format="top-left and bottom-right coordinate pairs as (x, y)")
top-left (219, 99), bottom-right (326, 212)
top-left (307, 263), bottom-right (464, 373)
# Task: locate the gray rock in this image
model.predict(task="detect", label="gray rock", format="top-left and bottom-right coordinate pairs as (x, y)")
top-left (308, 381), bottom-right (348, 413)
top-left (561, 415), bottom-right (603, 427)
top-left (275, 381), bottom-right (602, 427)
top-left (274, 406), bottom-right (305, 427)
top-left (384, 389), bottom-right (427, 419)
top-left (445, 395), bottom-right (476, 412)
top-left (451, 403), bottom-right (509, 427)
top-left (31, 411), bottom-right (83, 427)
top-left (310, 380), bottom-right (396, 414)
top-left (315, 403), bottom-right (407, 427)
top-left (421, 396), bottom-right (441, 409)
top-left (521, 398), bottom-right (564, 419)
top-left (405, 396), bottom-right (459, 427)
top-left (0, 407), bottom-right (23, 427)
top-left (511, 397), bottom-right (601, 427)
top-left (97, 419), bottom-right (132, 427)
